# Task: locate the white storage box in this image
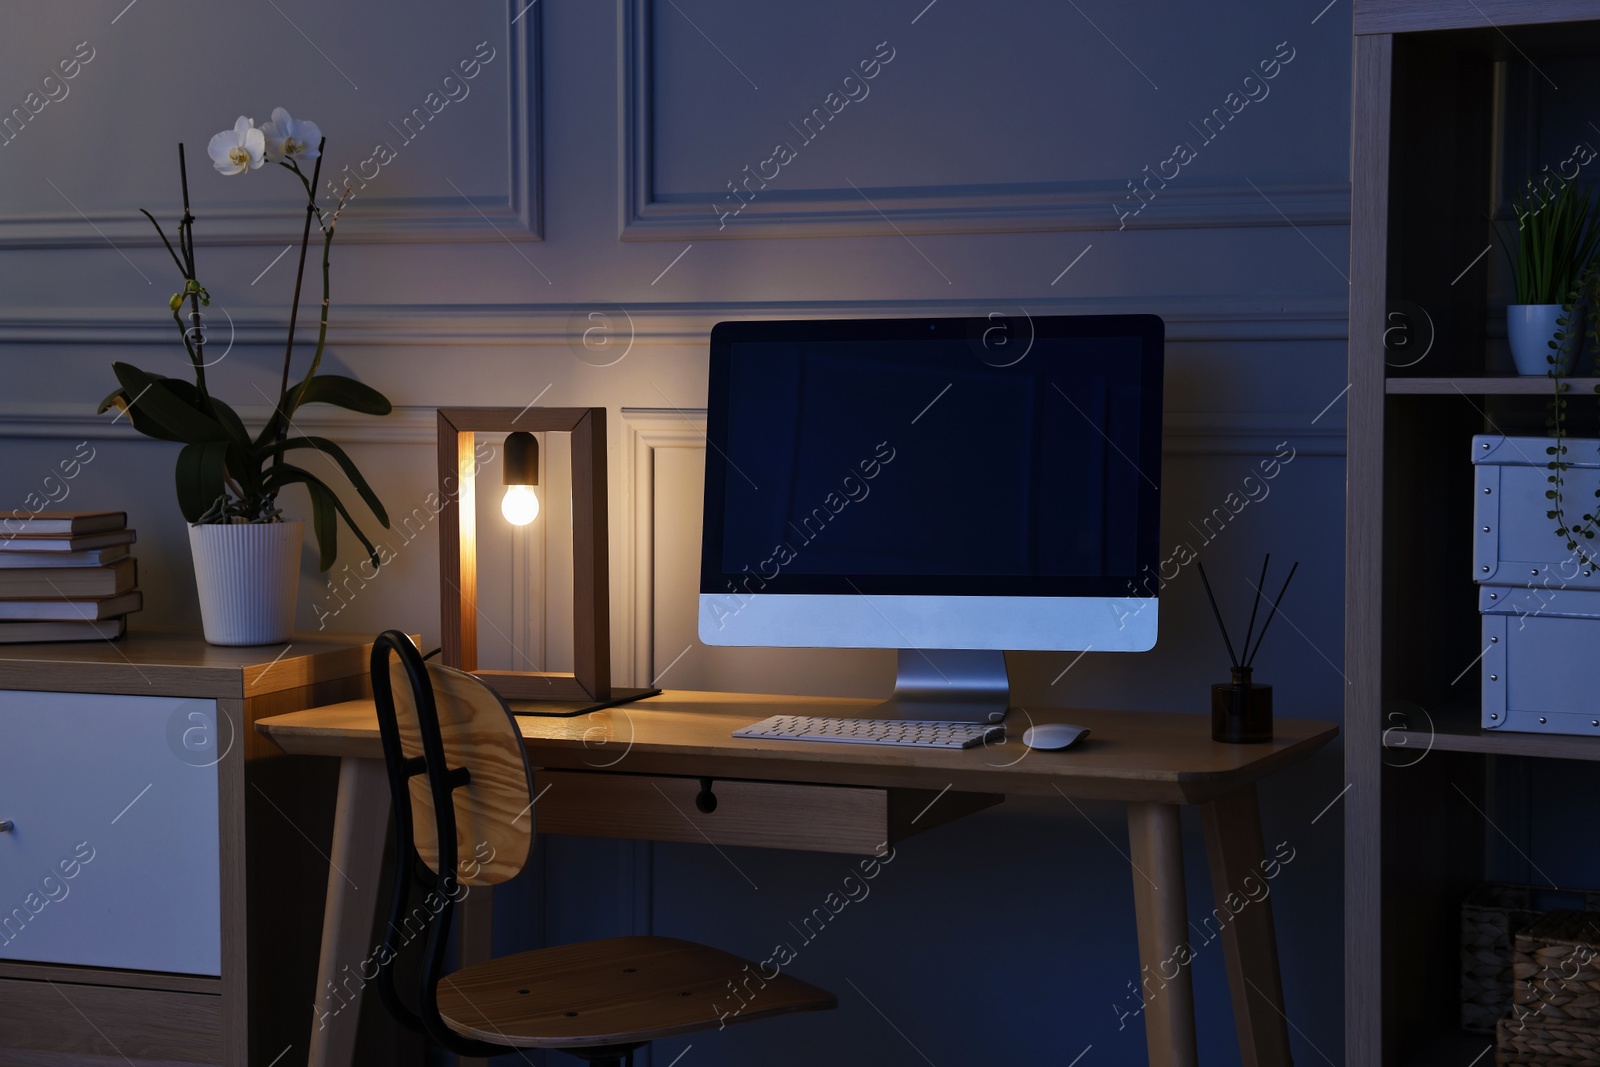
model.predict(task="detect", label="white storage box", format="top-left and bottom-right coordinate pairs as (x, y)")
top-left (1473, 434), bottom-right (1600, 590)
top-left (1481, 614), bottom-right (1600, 735)
top-left (1474, 434), bottom-right (1600, 734)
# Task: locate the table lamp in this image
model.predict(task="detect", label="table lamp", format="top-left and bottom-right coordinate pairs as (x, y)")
top-left (436, 407), bottom-right (657, 715)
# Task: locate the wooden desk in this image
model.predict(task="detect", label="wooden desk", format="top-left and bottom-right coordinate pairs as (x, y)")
top-left (257, 691), bottom-right (1337, 1067)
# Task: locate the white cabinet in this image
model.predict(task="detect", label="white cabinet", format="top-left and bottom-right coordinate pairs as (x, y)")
top-left (0, 631), bottom-right (373, 1066)
top-left (0, 689), bottom-right (221, 975)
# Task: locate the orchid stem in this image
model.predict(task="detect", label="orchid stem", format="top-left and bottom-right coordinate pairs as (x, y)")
top-left (271, 137), bottom-right (327, 477)
top-left (177, 144), bottom-right (210, 408)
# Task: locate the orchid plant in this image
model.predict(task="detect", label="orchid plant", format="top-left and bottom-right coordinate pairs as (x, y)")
top-left (100, 109), bottom-right (391, 570)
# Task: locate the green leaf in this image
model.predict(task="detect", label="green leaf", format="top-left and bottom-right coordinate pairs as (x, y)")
top-left (202, 397), bottom-right (263, 500)
top-left (305, 480), bottom-right (340, 572)
top-left (98, 383), bottom-right (189, 444)
top-left (261, 436), bottom-right (390, 528)
top-left (254, 374), bottom-right (391, 451)
top-left (291, 374), bottom-right (392, 416)
top-left (205, 397), bottom-right (252, 449)
top-left (266, 462), bottom-right (380, 571)
top-left (96, 386), bottom-right (126, 416)
top-left (111, 363), bottom-right (230, 445)
top-left (175, 440), bottom-right (231, 523)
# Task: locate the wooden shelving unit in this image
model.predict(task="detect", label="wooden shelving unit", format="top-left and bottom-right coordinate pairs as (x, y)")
top-left (1348, 3), bottom-right (1600, 1063)
top-left (1385, 377), bottom-right (1600, 395)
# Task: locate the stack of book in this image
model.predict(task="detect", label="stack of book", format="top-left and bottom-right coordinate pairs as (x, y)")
top-left (0, 511), bottom-right (141, 643)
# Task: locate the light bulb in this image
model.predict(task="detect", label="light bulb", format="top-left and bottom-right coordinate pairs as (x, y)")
top-left (501, 484), bottom-right (540, 526)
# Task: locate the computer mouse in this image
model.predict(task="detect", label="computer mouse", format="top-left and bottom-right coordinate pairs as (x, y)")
top-left (1022, 723), bottom-right (1090, 751)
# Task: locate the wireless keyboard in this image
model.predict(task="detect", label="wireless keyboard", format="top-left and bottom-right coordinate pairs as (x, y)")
top-left (733, 714), bottom-right (1004, 749)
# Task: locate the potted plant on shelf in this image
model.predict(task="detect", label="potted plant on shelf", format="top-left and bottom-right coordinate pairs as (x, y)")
top-left (99, 109), bottom-right (392, 646)
top-left (1497, 176), bottom-right (1600, 375)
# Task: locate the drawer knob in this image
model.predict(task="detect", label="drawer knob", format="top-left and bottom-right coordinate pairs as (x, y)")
top-left (695, 778), bottom-right (718, 814)
top-left (0, 820), bottom-right (12, 833)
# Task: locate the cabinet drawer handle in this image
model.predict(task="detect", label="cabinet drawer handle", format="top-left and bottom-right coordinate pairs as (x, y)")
top-left (0, 821), bottom-right (13, 833)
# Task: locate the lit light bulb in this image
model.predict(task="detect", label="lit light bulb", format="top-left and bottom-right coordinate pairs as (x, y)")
top-left (501, 484), bottom-right (540, 526)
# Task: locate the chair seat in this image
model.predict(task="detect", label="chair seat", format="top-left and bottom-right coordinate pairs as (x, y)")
top-left (435, 935), bottom-right (837, 1048)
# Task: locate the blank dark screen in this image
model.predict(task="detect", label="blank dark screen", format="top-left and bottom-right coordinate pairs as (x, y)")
top-left (710, 334), bottom-right (1153, 595)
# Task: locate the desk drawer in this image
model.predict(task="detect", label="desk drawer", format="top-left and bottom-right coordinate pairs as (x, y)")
top-left (535, 771), bottom-right (1000, 855)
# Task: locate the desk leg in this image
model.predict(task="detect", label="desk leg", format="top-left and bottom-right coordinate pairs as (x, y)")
top-left (1200, 784), bottom-right (1293, 1067)
top-left (1127, 802), bottom-right (1199, 1067)
top-left (308, 757), bottom-right (390, 1067)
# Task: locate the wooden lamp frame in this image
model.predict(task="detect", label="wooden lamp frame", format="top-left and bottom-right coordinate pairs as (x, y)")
top-left (436, 407), bottom-right (655, 710)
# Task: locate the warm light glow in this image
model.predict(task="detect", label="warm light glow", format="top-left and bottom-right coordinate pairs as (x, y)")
top-left (501, 484), bottom-right (540, 526)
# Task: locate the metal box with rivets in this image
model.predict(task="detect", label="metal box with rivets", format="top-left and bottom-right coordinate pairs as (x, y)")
top-left (1474, 434), bottom-right (1600, 734)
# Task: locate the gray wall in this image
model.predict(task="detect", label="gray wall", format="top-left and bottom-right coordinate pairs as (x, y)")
top-left (0, 1), bottom-right (1351, 1063)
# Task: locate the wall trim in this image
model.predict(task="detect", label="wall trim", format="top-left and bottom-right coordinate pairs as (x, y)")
top-left (620, 408), bottom-right (711, 691)
top-left (0, 5), bottom-right (542, 248)
top-left (0, 403), bottom-right (1346, 454)
top-left (0, 296), bottom-right (1348, 346)
top-left (618, 0), bottom-right (1350, 240)
top-left (0, 403), bottom-right (439, 444)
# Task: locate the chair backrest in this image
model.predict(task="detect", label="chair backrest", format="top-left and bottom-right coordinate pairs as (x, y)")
top-left (371, 632), bottom-right (535, 886)
top-left (371, 631), bottom-right (536, 1056)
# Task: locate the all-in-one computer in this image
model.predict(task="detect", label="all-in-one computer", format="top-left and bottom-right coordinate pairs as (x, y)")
top-left (700, 314), bottom-right (1164, 738)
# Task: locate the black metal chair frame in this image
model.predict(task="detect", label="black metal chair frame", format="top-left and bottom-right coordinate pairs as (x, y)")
top-left (370, 631), bottom-right (641, 1066)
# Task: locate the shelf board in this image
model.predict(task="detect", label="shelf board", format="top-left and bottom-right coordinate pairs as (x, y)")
top-left (1386, 377), bottom-right (1600, 396)
top-left (1384, 707), bottom-right (1600, 761)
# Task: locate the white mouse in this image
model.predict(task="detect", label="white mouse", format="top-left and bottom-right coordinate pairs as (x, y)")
top-left (1022, 723), bottom-right (1090, 751)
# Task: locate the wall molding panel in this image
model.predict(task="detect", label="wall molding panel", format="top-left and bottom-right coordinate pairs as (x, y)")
top-left (0, 296), bottom-right (1348, 347)
top-left (0, 6), bottom-right (542, 248)
top-left (0, 403), bottom-right (440, 444)
top-left (620, 408), bottom-right (711, 689)
top-left (0, 404), bottom-right (1347, 454)
top-left (618, 0), bottom-right (1350, 240)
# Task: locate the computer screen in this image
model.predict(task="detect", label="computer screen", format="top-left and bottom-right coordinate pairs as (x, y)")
top-left (701, 314), bottom-right (1162, 609)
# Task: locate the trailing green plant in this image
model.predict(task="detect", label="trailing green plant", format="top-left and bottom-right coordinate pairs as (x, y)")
top-left (1543, 265), bottom-right (1600, 559)
top-left (98, 110), bottom-right (391, 570)
top-left (1498, 177), bottom-right (1600, 305)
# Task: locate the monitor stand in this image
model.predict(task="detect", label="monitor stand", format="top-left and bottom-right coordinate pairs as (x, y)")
top-left (868, 649), bottom-right (1011, 724)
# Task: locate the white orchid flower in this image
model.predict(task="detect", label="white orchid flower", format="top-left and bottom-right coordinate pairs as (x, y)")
top-left (262, 107), bottom-right (321, 165)
top-left (207, 116), bottom-right (265, 175)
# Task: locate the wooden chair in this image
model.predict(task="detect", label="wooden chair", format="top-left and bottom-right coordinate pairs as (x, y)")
top-left (368, 631), bottom-right (836, 1064)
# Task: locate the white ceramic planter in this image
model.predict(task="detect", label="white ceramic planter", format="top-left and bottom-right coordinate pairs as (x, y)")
top-left (1508, 304), bottom-right (1583, 375)
top-left (187, 520), bottom-right (303, 646)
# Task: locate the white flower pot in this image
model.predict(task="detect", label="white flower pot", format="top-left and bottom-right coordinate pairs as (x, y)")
top-left (1507, 304), bottom-right (1584, 375)
top-left (188, 520), bottom-right (303, 646)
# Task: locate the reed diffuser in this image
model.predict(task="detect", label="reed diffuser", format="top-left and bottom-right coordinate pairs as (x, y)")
top-left (1196, 555), bottom-right (1298, 743)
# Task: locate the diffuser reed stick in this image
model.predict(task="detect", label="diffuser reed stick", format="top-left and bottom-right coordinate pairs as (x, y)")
top-left (1194, 559), bottom-right (1239, 667)
top-left (1196, 556), bottom-right (1299, 670)
top-left (1246, 561), bottom-right (1298, 668)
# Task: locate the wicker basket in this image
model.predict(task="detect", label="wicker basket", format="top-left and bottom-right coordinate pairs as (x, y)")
top-left (1463, 885), bottom-right (1600, 1033)
top-left (1497, 1013), bottom-right (1600, 1065)
top-left (1512, 910), bottom-right (1600, 1021)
